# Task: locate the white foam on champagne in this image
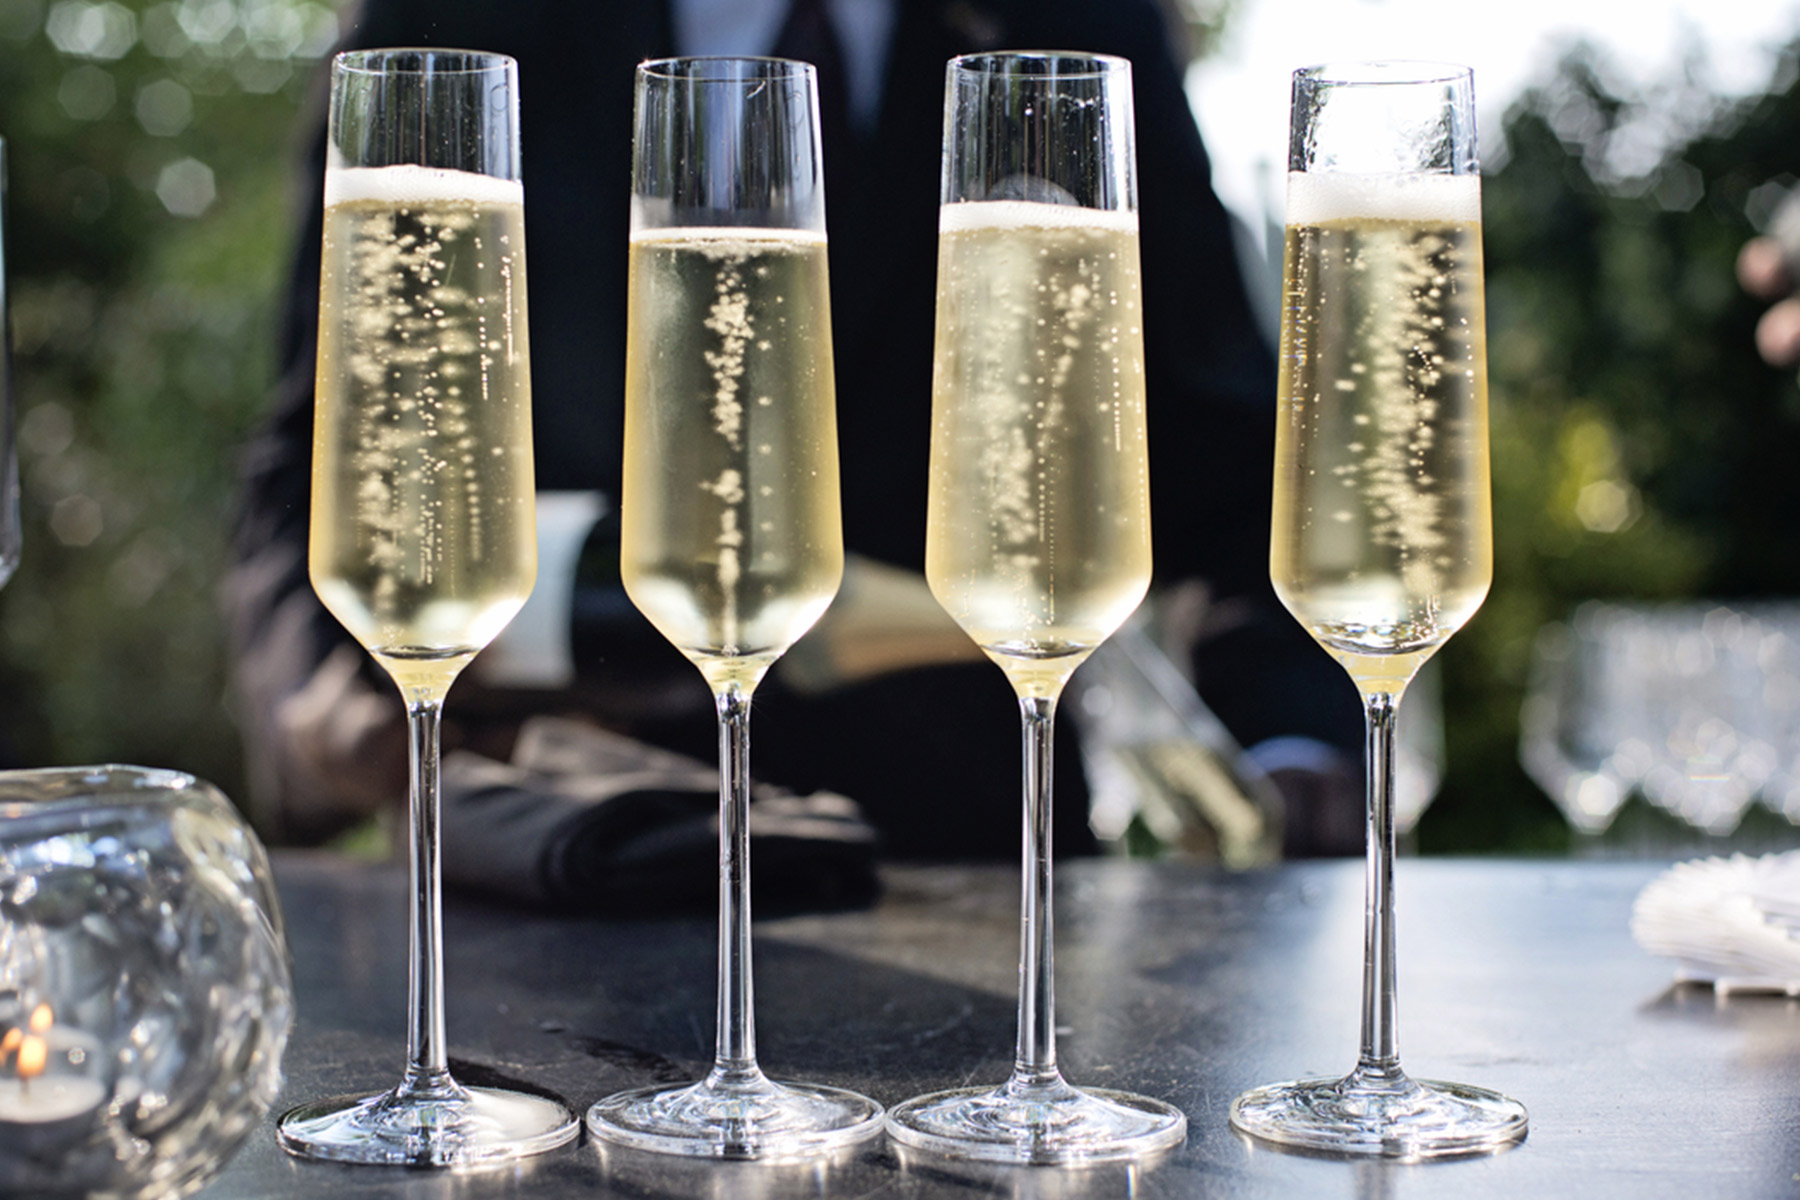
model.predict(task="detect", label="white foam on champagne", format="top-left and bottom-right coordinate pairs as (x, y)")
top-left (939, 199), bottom-right (1138, 235)
top-left (325, 163), bottom-right (522, 209)
top-left (1286, 171), bottom-right (1480, 225)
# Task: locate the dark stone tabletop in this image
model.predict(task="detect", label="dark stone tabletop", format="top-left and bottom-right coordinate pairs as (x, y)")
top-left (195, 854), bottom-right (1800, 1198)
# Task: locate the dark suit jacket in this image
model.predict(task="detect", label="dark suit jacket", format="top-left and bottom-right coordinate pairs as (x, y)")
top-left (226, 0), bottom-right (1361, 854)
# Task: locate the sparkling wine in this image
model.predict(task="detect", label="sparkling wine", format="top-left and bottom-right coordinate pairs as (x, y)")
top-left (1269, 172), bottom-right (1491, 693)
top-left (923, 200), bottom-right (1151, 697)
top-left (619, 227), bottom-right (842, 693)
top-left (309, 164), bottom-right (536, 694)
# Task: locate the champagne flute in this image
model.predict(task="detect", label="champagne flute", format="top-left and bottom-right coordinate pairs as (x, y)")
top-left (1, 139), bottom-right (18, 592)
top-left (583, 56), bottom-right (883, 1160)
top-left (277, 49), bottom-right (579, 1166)
top-left (1228, 61), bottom-right (1528, 1158)
top-left (883, 51), bottom-right (1187, 1165)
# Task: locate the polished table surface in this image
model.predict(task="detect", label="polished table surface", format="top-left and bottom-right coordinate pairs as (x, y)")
top-left (197, 854), bottom-right (1800, 1199)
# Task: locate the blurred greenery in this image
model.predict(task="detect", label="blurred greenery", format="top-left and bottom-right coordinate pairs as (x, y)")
top-left (0, 0), bottom-right (339, 790)
top-left (0, 3), bottom-right (1798, 852)
top-left (1420, 40), bottom-right (1800, 852)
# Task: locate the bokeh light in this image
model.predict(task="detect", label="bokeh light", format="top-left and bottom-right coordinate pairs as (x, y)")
top-left (44, 0), bottom-right (136, 59)
top-left (154, 156), bottom-right (215, 215)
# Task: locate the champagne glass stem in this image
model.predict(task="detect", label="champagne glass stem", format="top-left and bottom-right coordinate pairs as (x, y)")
top-left (401, 694), bottom-right (458, 1100)
top-left (885, 679), bottom-right (1185, 1160)
top-left (1013, 694), bottom-right (1060, 1089)
top-left (1230, 669), bottom-right (1524, 1157)
top-left (280, 674), bottom-right (578, 1163)
top-left (1356, 688), bottom-right (1402, 1084)
top-left (711, 682), bottom-right (762, 1086)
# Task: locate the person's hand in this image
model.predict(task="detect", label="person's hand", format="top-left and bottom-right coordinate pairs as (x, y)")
top-left (1738, 235), bottom-right (1800, 368)
top-left (274, 643), bottom-right (407, 840)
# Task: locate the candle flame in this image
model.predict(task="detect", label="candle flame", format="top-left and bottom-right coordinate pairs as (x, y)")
top-left (15, 1036), bottom-right (45, 1080)
top-left (3, 1005), bottom-right (55, 1081)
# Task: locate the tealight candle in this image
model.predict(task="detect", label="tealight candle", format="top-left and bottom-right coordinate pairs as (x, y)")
top-left (0, 1077), bottom-right (107, 1124)
top-left (0, 1005), bottom-right (105, 1127)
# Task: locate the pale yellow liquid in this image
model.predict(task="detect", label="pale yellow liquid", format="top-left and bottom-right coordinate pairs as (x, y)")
top-left (309, 182), bottom-right (536, 697)
top-left (924, 203), bottom-right (1151, 699)
top-left (1269, 212), bottom-right (1492, 696)
top-left (620, 228), bottom-right (843, 695)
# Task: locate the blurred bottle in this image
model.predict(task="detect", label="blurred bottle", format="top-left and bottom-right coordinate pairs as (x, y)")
top-left (1072, 615), bottom-right (1284, 867)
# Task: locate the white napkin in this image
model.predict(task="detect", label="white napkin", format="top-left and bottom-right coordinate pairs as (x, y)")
top-left (1630, 851), bottom-right (1800, 995)
top-left (473, 490), bottom-right (606, 689)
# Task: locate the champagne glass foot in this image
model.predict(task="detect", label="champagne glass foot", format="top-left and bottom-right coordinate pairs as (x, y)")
top-left (1229, 1071), bottom-right (1526, 1160)
top-left (278, 1083), bottom-right (580, 1167)
top-left (585, 1071), bottom-right (884, 1160)
top-left (885, 1076), bottom-right (1187, 1165)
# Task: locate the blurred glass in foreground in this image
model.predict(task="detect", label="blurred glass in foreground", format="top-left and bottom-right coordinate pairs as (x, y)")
top-left (1, 139), bottom-right (18, 592)
top-left (0, 765), bottom-right (292, 1199)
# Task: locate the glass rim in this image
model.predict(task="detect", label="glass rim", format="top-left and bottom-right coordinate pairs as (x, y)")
top-left (948, 50), bottom-right (1131, 79)
top-left (1294, 60), bottom-right (1472, 87)
top-left (0, 764), bottom-right (213, 817)
top-left (636, 55), bottom-right (817, 83)
top-left (332, 47), bottom-right (517, 76)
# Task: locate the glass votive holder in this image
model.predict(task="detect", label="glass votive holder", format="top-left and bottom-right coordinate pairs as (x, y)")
top-left (0, 765), bottom-right (293, 1198)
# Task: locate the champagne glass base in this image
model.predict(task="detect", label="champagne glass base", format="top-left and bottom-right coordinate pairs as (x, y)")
top-left (1229, 1072), bottom-right (1527, 1160)
top-left (278, 1083), bottom-right (580, 1167)
top-left (885, 1077), bottom-right (1187, 1165)
top-left (585, 1073), bottom-right (884, 1160)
